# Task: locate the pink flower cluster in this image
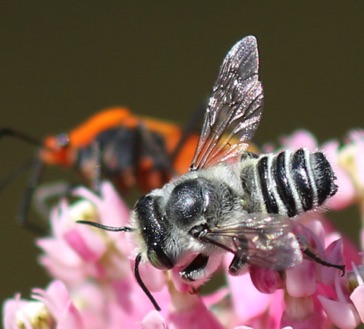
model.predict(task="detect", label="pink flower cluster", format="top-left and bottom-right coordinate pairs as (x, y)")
top-left (4, 129), bottom-right (364, 329)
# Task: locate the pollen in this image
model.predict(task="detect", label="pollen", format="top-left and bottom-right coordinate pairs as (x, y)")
top-left (15, 302), bottom-right (55, 329)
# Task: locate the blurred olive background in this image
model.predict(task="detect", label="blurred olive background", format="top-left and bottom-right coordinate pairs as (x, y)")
top-left (0, 2), bottom-right (363, 310)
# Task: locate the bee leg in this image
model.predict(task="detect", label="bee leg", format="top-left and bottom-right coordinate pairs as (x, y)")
top-left (228, 237), bottom-right (249, 276)
top-left (298, 236), bottom-right (345, 276)
top-left (228, 253), bottom-right (249, 276)
top-left (300, 243), bottom-right (345, 275)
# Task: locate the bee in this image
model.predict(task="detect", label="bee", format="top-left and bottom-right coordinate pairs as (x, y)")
top-left (79, 36), bottom-right (342, 310)
top-left (0, 107), bottom-right (200, 230)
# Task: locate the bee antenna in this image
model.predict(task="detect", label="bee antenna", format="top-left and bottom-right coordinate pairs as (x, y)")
top-left (76, 220), bottom-right (134, 232)
top-left (0, 128), bottom-right (44, 148)
top-left (134, 253), bottom-right (161, 311)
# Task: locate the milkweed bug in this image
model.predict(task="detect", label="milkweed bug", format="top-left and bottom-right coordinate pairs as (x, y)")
top-left (1, 107), bottom-right (201, 231)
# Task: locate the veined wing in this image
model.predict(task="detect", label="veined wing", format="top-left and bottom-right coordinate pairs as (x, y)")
top-left (191, 36), bottom-right (263, 170)
top-left (197, 213), bottom-right (302, 270)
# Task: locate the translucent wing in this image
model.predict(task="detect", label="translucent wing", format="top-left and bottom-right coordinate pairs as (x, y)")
top-left (191, 36), bottom-right (263, 170)
top-left (197, 213), bottom-right (302, 270)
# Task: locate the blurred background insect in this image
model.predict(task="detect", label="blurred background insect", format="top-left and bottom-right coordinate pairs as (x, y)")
top-left (0, 106), bottom-right (202, 231)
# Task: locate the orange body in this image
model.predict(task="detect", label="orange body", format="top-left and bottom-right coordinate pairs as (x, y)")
top-left (41, 107), bottom-right (199, 193)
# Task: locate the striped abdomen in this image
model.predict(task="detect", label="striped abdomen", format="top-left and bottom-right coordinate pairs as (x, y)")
top-left (241, 148), bottom-right (338, 217)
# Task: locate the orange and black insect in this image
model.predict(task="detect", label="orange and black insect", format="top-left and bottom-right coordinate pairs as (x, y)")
top-left (1, 107), bottom-right (201, 230)
top-left (40, 107), bottom-right (200, 192)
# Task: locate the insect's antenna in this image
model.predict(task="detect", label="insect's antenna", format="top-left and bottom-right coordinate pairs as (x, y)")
top-left (76, 220), bottom-right (134, 232)
top-left (0, 128), bottom-right (44, 148)
top-left (134, 253), bottom-right (161, 311)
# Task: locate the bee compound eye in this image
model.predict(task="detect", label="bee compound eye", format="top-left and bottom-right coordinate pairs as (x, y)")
top-left (147, 243), bottom-right (174, 270)
top-left (168, 180), bottom-right (204, 222)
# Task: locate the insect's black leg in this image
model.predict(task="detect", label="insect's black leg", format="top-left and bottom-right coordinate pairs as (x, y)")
top-left (17, 157), bottom-right (46, 235)
top-left (131, 124), bottom-right (144, 179)
top-left (228, 237), bottom-right (249, 276)
top-left (34, 181), bottom-right (76, 219)
top-left (301, 246), bottom-right (345, 275)
top-left (133, 124), bottom-right (173, 182)
top-left (298, 235), bottom-right (345, 275)
top-left (189, 224), bottom-right (238, 281)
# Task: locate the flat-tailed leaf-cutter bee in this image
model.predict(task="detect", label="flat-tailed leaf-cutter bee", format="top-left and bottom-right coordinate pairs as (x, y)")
top-left (79, 35), bottom-right (343, 310)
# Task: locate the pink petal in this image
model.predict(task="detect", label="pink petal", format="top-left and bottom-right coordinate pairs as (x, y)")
top-left (361, 229), bottom-right (364, 253)
top-left (33, 281), bottom-right (69, 311)
top-left (2, 295), bottom-right (27, 329)
top-left (318, 239), bottom-right (344, 285)
top-left (133, 259), bottom-right (166, 292)
top-left (249, 266), bottom-right (284, 294)
top-left (73, 181), bottom-right (131, 228)
top-left (286, 260), bottom-right (316, 297)
top-left (37, 238), bottom-right (81, 267)
top-left (141, 311), bottom-right (168, 329)
top-left (280, 130), bottom-right (318, 151)
top-left (167, 297), bottom-right (224, 329)
top-left (281, 296), bottom-right (324, 329)
top-left (318, 295), bottom-right (360, 329)
top-left (57, 300), bottom-right (85, 329)
top-left (326, 168), bottom-right (355, 210)
top-left (63, 228), bottom-right (105, 262)
top-left (350, 285), bottom-right (364, 323)
top-left (353, 151), bottom-right (364, 187)
top-left (70, 282), bottom-right (107, 329)
top-left (202, 288), bottom-right (229, 307)
top-left (322, 139), bottom-right (339, 157)
top-left (99, 181), bottom-right (131, 226)
top-left (227, 268), bottom-right (275, 321)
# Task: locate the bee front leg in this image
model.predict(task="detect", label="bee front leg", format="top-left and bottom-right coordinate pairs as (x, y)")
top-left (228, 252), bottom-right (249, 276)
top-left (228, 236), bottom-right (249, 276)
